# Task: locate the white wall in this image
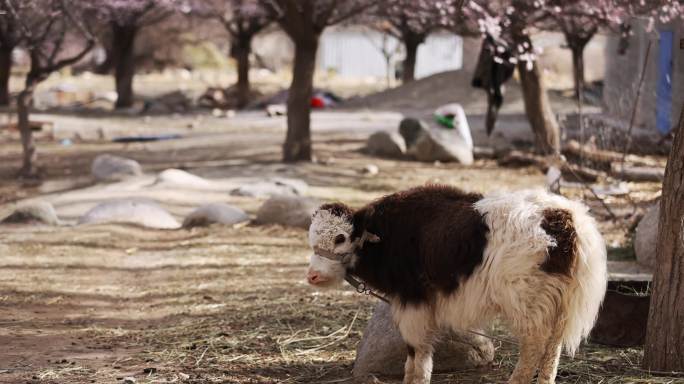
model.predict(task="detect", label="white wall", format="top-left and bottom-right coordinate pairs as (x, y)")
top-left (415, 33), bottom-right (463, 78)
top-left (318, 27), bottom-right (463, 80)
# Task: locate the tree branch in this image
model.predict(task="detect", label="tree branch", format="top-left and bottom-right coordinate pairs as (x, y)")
top-left (327, 1), bottom-right (380, 26)
top-left (45, 39), bottom-right (95, 73)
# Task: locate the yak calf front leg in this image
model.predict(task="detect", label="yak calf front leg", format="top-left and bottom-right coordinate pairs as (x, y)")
top-left (396, 305), bottom-right (435, 384)
top-left (403, 345), bottom-right (416, 384)
top-left (403, 343), bottom-right (434, 384)
top-left (411, 345), bottom-right (434, 384)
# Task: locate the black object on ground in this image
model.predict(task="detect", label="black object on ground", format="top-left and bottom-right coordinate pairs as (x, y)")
top-left (112, 134), bottom-right (182, 143)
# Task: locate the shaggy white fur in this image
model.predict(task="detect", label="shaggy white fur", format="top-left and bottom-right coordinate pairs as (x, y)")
top-left (391, 189), bottom-right (607, 384)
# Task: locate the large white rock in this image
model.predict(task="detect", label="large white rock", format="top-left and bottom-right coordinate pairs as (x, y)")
top-left (353, 302), bottom-right (494, 378)
top-left (78, 199), bottom-right (180, 229)
top-left (155, 169), bottom-right (213, 188)
top-left (254, 196), bottom-right (319, 229)
top-left (182, 203), bottom-right (249, 228)
top-left (634, 203), bottom-right (659, 270)
top-left (411, 127), bottom-right (474, 165)
top-left (434, 103), bottom-right (473, 149)
top-left (231, 178), bottom-right (308, 198)
top-left (1, 201), bottom-right (61, 225)
top-left (365, 131), bottom-right (407, 158)
top-left (91, 154), bottom-right (143, 181)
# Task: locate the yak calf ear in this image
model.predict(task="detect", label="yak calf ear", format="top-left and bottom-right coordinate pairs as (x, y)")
top-left (351, 208), bottom-right (379, 246)
top-left (362, 231), bottom-right (380, 244)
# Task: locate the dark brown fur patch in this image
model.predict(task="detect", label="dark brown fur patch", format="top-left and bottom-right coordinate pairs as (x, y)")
top-left (348, 185), bottom-right (489, 305)
top-left (540, 208), bottom-right (577, 277)
top-left (318, 202), bottom-right (353, 219)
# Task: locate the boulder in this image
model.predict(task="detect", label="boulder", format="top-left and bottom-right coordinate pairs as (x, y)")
top-left (91, 154), bottom-right (143, 181)
top-left (1, 201), bottom-right (61, 225)
top-left (434, 103), bottom-right (473, 149)
top-left (78, 199), bottom-right (180, 229)
top-left (182, 203), bottom-right (249, 228)
top-left (231, 178), bottom-right (308, 198)
top-left (353, 302), bottom-right (494, 378)
top-left (365, 131), bottom-right (406, 158)
top-left (634, 204), bottom-right (659, 269)
top-left (145, 90), bottom-right (192, 113)
top-left (410, 127), bottom-right (474, 165)
top-left (254, 196), bottom-right (320, 229)
top-left (398, 118), bottom-right (428, 148)
top-left (155, 169), bottom-right (213, 189)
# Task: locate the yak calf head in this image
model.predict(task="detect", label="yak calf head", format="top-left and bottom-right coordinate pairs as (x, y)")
top-left (306, 203), bottom-right (379, 287)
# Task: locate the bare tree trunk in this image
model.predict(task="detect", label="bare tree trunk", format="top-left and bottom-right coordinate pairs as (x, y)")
top-left (112, 23), bottom-right (138, 109)
top-left (232, 34), bottom-right (253, 109)
top-left (381, 34), bottom-right (393, 88)
top-left (570, 44), bottom-right (585, 99)
top-left (517, 59), bottom-right (561, 155)
top-left (644, 107), bottom-right (684, 371)
top-left (402, 34), bottom-right (423, 83)
top-left (565, 33), bottom-right (591, 99)
top-left (385, 55), bottom-right (393, 88)
top-left (17, 81), bottom-right (37, 177)
top-left (283, 36), bottom-right (318, 162)
top-left (0, 46), bottom-right (13, 106)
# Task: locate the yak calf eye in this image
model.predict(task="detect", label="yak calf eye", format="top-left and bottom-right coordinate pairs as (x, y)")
top-left (334, 234), bottom-right (346, 244)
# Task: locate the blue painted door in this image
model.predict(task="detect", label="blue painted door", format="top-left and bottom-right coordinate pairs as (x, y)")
top-left (656, 30), bottom-right (673, 134)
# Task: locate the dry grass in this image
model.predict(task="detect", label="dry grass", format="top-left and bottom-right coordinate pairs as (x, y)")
top-left (2, 218), bottom-right (682, 384)
top-left (0, 120), bottom-right (677, 383)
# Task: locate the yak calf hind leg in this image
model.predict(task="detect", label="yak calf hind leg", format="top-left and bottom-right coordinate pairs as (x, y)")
top-left (537, 343), bottom-right (562, 384)
top-left (508, 334), bottom-right (546, 384)
top-left (537, 317), bottom-right (565, 384)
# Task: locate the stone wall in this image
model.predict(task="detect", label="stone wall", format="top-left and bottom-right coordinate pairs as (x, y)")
top-left (604, 19), bottom-right (683, 133)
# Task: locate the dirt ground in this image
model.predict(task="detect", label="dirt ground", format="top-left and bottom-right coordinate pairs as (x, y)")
top-left (0, 123), bottom-right (671, 384)
top-left (0, 70), bottom-right (675, 383)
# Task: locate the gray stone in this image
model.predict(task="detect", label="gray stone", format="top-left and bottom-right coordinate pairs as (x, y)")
top-left (91, 154), bottom-right (143, 181)
top-left (410, 126), bottom-right (474, 165)
top-left (1, 201), bottom-right (61, 225)
top-left (361, 164), bottom-right (379, 175)
top-left (231, 178), bottom-right (308, 198)
top-left (148, 90), bottom-right (192, 113)
top-left (399, 118), bottom-right (428, 148)
top-left (365, 131), bottom-right (406, 158)
top-left (634, 203), bottom-right (659, 270)
top-left (155, 169), bottom-right (213, 188)
top-left (353, 302), bottom-right (494, 378)
top-left (183, 203), bottom-right (249, 228)
top-left (78, 198), bottom-right (180, 229)
top-left (254, 196), bottom-right (320, 229)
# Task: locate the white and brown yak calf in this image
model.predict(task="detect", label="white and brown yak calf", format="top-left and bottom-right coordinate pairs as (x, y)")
top-left (306, 185), bottom-right (607, 384)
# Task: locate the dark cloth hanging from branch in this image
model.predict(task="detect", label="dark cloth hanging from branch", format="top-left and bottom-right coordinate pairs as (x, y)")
top-left (471, 34), bottom-right (515, 135)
